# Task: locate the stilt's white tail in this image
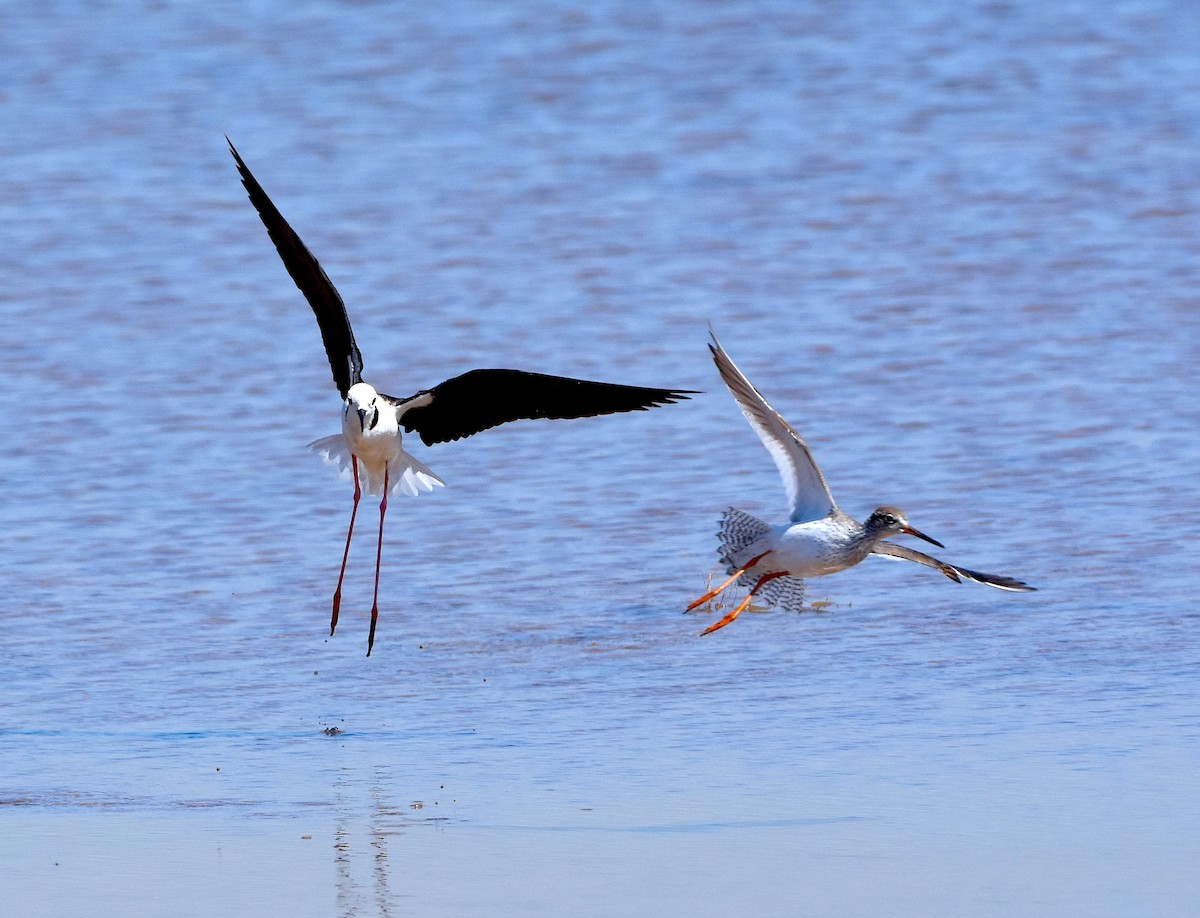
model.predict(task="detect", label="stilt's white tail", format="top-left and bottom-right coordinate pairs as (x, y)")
top-left (717, 508), bottom-right (807, 613)
top-left (389, 454), bottom-right (444, 497)
top-left (308, 434), bottom-right (445, 497)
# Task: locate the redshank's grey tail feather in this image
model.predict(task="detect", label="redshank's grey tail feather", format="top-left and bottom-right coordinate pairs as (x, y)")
top-left (753, 573), bottom-right (808, 613)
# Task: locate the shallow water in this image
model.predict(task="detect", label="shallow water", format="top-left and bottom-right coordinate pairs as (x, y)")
top-left (2, 1), bottom-right (1198, 915)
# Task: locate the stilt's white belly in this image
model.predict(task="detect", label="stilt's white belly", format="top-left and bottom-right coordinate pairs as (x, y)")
top-left (311, 412), bottom-right (443, 499)
top-left (340, 410), bottom-right (401, 483)
top-left (346, 426), bottom-right (402, 472)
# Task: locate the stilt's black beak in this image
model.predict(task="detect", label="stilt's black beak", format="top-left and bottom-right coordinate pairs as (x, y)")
top-left (356, 408), bottom-right (368, 432)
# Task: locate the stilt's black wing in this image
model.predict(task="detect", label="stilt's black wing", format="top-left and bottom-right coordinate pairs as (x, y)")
top-left (871, 541), bottom-right (1036, 592)
top-left (388, 369), bottom-right (695, 446)
top-left (228, 139), bottom-right (364, 399)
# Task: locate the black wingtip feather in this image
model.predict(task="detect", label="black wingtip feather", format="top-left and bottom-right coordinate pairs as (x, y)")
top-left (228, 139), bottom-right (365, 399)
top-left (396, 369), bottom-right (696, 446)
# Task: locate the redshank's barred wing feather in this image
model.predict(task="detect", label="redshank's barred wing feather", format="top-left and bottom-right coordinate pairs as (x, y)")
top-left (870, 541), bottom-right (1037, 592)
top-left (387, 369), bottom-right (696, 447)
top-left (717, 507), bottom-right (773, 569)
top-left (754, 574), bottom-right (808, 613)
top-left (228, 139), bottom-right (364, 399)
top-left (715, 508), bottom-right (807, 611)
top-left (707, 332), bottom-right (837, 524)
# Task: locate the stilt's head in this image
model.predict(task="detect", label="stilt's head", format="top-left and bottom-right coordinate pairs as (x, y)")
top-left (345, 382), bottom-right (381, 432)
top-left (865, 506), bottom-right (944, 549)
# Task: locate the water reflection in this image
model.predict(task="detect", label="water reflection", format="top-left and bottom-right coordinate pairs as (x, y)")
top-left (330, 766), bottom-right (458, 918)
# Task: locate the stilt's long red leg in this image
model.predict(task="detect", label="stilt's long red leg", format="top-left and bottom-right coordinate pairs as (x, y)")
top-left (366, 467), bottom-right (388, 657)
top-left (686, 551), bottom-right (772, 612)
top-left (331, 458), bottom-right (361, 637)
top-left (701, 570), bottom-right (789, 636)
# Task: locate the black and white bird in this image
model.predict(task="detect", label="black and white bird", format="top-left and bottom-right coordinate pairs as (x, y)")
top-left (229, 140), bottom-right (693, 654)
top-left (688, 332), bottom-right (1034, 635)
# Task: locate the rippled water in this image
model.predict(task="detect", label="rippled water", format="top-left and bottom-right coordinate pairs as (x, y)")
top-left (2, 1), bottom-right (1198, 915)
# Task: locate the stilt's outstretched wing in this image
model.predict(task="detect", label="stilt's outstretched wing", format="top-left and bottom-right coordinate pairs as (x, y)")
top-left (229, 139), bottom-right (364, 399)
top-left (871, 541), bottom-right (1036, 592)
top-left (387, 369), bottom-right (695, 446)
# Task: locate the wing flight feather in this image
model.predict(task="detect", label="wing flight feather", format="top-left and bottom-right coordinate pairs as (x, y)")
top-left (871, 541), bottom-right (1036, 592)
top-left (229, 139), bottom-right (364, 398)
top-left (389, 369), bottom-right (694, 446)
top-left (709, 333), bottom-right (836, 523)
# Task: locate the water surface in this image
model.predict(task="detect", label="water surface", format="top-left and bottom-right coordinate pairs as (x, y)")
top-left (1, 1), bottom-right (1198, 915)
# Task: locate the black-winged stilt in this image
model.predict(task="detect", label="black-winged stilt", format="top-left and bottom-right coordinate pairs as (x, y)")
top-left (229, 140), bottom-right (694, 653)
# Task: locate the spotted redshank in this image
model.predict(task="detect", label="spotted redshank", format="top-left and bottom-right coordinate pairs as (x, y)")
top-left (689, 332), bottom-right (1035, 634)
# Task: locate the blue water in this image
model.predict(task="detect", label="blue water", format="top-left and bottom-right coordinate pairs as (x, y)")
top-left (2, 1), bottom-right (1198, 915)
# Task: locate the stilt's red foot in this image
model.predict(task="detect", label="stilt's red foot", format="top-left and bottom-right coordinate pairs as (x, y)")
top-left (365, 468), bottom-right (388, 658)
top-left (332, 458), bottom-right (361, 641)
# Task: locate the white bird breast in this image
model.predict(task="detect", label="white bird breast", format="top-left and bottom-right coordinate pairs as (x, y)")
top-left (767, 516), bottom-right (869, 578)
top-left (310, 404), bottom-right (444, 498)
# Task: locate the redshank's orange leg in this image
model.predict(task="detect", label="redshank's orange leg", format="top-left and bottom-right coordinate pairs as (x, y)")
top-left (366, 467), bottom-right (388, 657)
top-left (331, 457), bottom-right (361, 637)
top-left (686, 551), bottom-right (773, 612)
top-left (701, 570), bottom-right (789, 636)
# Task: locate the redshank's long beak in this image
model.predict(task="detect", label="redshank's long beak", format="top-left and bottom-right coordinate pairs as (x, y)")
top-left (902, 525), bottom-right (944, 549)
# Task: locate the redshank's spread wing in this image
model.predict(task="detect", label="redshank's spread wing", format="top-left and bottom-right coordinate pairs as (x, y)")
top-left (388, 370), bottom-right (695, 446)
top-left (708, 332), bottom-right (836, 523)
top-left (229, 139), bottom-right (364, 399)
top-left (871, 541), bottom-right (1036, 592)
